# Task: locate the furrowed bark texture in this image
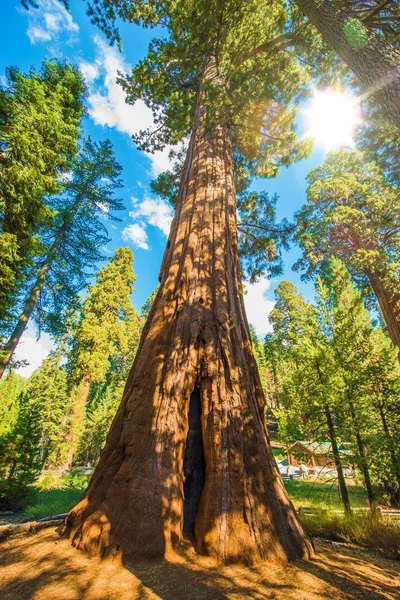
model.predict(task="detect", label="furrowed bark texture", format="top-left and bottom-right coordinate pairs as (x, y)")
top-left (294, 0), bottom-right (400, 130)
top-left (366, 270), bottom-right (400, 353)
top-left (64, 72), bottom-right (313, 565)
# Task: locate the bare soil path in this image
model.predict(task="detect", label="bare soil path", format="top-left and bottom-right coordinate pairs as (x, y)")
top-left (0, 528), bottom-right (399, 600)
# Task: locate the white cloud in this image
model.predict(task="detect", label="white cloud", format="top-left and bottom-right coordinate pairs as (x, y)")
top-left (122, 195), bottom-right (173, 250)
top-left (122, 223), bottom-right (149, 250)
top-left (79, 61), bottom-right (99, 84)
top-left (243, 279), bottom-right (274, 339)
top-left (85, 36), bottom-right (179, 176)
top-left (14, 325), bottom-right (54, 378)
top-left (130, 196), bottom-right (173, 236)
top-left (23, 0), bottom-right (79, 46)
top-left (28, 26), bottom-right (51, 42)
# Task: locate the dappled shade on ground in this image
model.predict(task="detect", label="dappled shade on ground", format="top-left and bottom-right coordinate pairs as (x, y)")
top-left (0, 529), bottom-right (399, 600)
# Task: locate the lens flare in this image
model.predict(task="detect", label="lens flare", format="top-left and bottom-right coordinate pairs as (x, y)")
top-left (304, 89), bottom-right (362, 150)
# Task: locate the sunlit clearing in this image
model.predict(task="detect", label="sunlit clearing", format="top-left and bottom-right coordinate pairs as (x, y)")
top-left (304, 88), bottom-right (361, 150)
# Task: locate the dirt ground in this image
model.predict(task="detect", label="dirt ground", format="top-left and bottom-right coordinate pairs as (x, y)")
top-left (0, 528), bottom-right (399, 600)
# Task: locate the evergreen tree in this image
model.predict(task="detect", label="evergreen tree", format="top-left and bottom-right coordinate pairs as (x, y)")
top-left (0, 138), bottom-right (123, 381)
top-left (74, 287), bottom-right (157, 467)
top-left (0, 60), bottom-right (86, 325)
top-left (294, 149), bottom-right (400, 352)
top-left (64, 0), bottom-right (314, 564)
top-left (269, 281), bottom-right (351, 512)
top-left (65, 247), bottom-right (140, 467)
top-left (366, 327), bottom-right (400, 502)
top-left (315, 260), bottom-right (377, 504)
top-left (0, 386), bottom-right (43, 508)
top-left (249, 325), bottom-right (268, 395)
top-left (0, 373), bottom-right (27, 437)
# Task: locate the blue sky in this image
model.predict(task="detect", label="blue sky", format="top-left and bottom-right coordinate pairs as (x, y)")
top-left (2, 0), bottom-right (331, 375)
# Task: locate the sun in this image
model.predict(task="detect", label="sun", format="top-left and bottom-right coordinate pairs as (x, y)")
top-left (303, 88), bottom-right (362, 150)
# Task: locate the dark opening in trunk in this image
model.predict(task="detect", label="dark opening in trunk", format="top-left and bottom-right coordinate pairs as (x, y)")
top-left (183, 387), bottom-right (205, 535)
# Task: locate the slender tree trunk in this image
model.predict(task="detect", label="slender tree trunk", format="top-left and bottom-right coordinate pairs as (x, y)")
top-left (324, 405), bottom-right (351, 513)
top-left (64, 377), bottom-right (92, 470)
top-left (366, 269), bottom-right (400, 354)
top-left (294, 0), bottom-right (400, 129)
top-left (348, 403), bottom-right (374, 504)
top-left (0, 223), bottom-right (66, 382)
top-left (378, 405), bottom-right (400, 493)
top-left (63, 62), bottom-right (313, 565)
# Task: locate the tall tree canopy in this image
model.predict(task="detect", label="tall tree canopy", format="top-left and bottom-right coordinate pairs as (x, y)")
top-left (65, 246), bottom-right (140, 467)
top-left (268, 261), bottom-right (400, 507)
top-left (294, 149), bottom-right (400, 351)
top-left (0, 137), bottom-right (124, 381)
top-left (0, 61), bottom-right (86, 324)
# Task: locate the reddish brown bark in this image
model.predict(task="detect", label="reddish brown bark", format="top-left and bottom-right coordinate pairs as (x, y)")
top-left (365, 269), bottom-right (400, 352)
top-left (63, 71), bottom-right (313, 564)
top-left (64, 377), bottom-right (92, 470)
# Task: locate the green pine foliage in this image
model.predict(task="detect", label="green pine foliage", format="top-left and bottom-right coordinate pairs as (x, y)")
top-left (33, 136), bottom-right (124, 336)
top-left (267, 260), bottom-right (400, 504)
top-left (0, 60), bottom-right (86, 326)
top-left (0, 352), bottom-right (71, 507)
top-left (0, 373), bottom-right (27, 437)
top-left (68, 247), bottom-right (140, 387)
top-left (294, 149), bottom-right (400, 302)
top-left (249, 325), bottom-right (268, 394)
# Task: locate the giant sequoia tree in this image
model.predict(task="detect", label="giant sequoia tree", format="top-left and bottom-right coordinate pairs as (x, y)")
top-left (64, 0), bottom-right (313, 564)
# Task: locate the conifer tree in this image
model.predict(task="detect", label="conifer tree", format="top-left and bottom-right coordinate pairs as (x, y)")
top-left (0, 385), bottom-right (43, 508)
top-left (64, 0), bottom-right (314, 564)
top-left (294, 149), bottom-right (400, 352)
top-left (0, 373), bottom-right (27, 437)
top-left (0, 138), bottom-right (123, 381)
top-left (249, 325), bottom-right (268, 395)
top-left (75, 287), bottom-right (157, 467)
top-left (0, 61), bottom-right (86, 325)
top-left (315, 259), bottom-right (377, 504)
top-left (65, 247), bottom-right (140, 468)
top-left (269, 281), bottom-right (351, 512)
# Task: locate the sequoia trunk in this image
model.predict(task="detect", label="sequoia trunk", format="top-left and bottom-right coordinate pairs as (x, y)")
top-left (63, 67), bottom-right (313, 564)
top-left (294, 0), bottom-right (400, 130)
top-left (366, 269), bottom-right (400, 354)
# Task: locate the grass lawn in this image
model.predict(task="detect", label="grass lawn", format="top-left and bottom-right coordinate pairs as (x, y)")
top-left (284, 479), bottom-right (368, 510)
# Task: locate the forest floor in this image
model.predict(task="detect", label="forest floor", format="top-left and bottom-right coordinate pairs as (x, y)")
top-left (0, 528), bottom-right (399, 600)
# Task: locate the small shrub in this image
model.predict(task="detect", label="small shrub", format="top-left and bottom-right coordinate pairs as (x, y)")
top-left (0, 479), bottom-right (38, 511)
top-left (300, 510), bottom-right (400, 560)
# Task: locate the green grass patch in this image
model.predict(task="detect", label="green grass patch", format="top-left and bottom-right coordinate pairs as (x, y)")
top-left (284, 479), bottom-right (368, 510)
top-left (25, 488), bottom-right (84, 520)
top-left (24, 472), bottom-right (90, 520)
top-left (300, 510), bottom-right (400, 560)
